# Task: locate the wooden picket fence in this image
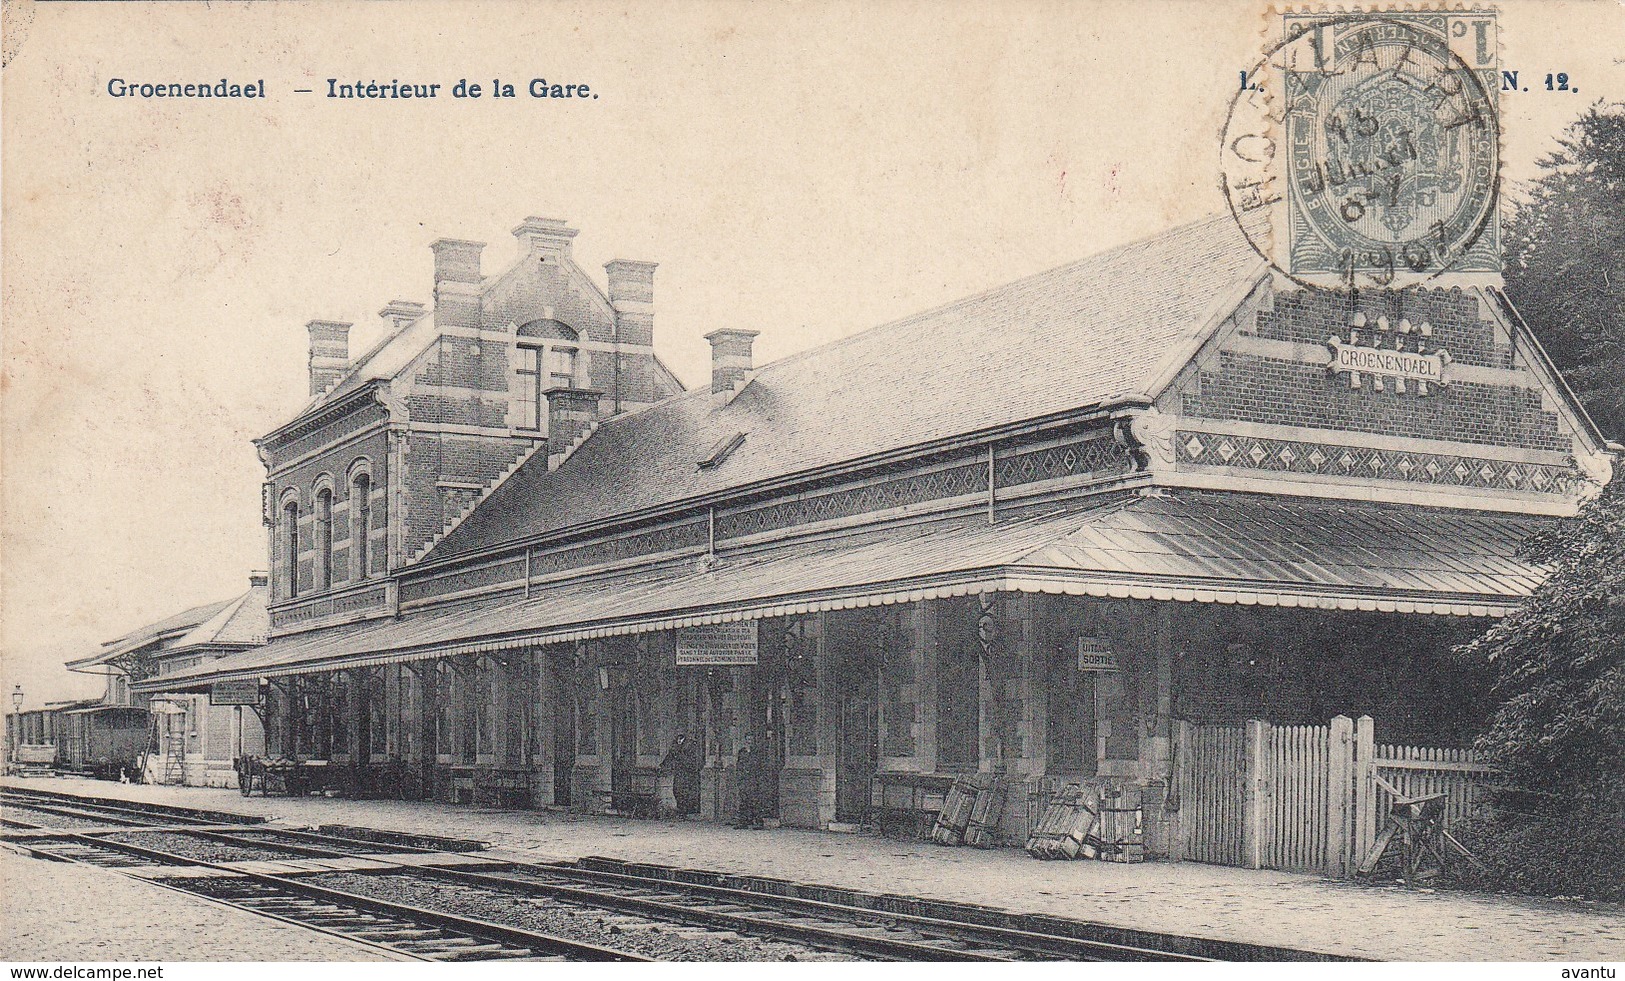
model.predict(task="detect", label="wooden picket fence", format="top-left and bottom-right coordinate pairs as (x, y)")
top-left (1173, 716), bottom-right (1496, 877)
top-left (1358, 743), bottom-right (1497, 863)
top-left (1173, 724), bottom-right (1246, 867)
top-left (1261, 723), bottom-right (1333, 873)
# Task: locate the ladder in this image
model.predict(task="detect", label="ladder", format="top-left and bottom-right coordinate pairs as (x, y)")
top-left (162, 709), bottom-right (188, 785)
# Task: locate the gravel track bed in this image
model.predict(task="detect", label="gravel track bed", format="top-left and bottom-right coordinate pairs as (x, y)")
top-left (0, 805), bottom-right (124, 830)
top-left (308, 871), bottom-right (857, 962)
top-left (225, 830), bottom-right (404, 854)
top-left (106, 832), bottom-right (308, 864)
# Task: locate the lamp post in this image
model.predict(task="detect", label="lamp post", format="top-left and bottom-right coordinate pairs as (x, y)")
top-left (8, 685), bottom-right (22, 769)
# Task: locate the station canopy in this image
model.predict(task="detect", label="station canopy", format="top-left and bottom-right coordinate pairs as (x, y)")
top-left (139, 489), bottom-right (1549, 691)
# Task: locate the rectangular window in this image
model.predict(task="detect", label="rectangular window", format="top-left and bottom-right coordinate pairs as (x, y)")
top-left (516, 347), bottom-right (543, 430)
top-left (549, 347), bottom-right (577, 388)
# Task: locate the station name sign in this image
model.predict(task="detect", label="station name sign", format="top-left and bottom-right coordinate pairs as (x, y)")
top-left (1327, 337), bottom-right (1452, 393)
top-left (676, 622), bottom-right (759, 666)
top-left (209, 679), bottom-right (263, 706)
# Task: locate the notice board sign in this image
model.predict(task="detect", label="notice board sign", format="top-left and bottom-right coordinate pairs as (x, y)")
top-left (210, 679), bottom-right (263, 706)
top-left (676, 621), bottom-right (759, 666)
top-left (1077, 636), bottom-right (1119, 673)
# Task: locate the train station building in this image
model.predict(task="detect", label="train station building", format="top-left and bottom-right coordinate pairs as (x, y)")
top-left (133, 213), bottom-right (1616, 857)
top-left (67, 574), bottom-right (270, 786)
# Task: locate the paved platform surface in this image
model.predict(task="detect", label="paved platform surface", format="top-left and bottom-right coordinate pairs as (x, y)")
top-left (0, 845), bottom-right (389, 961)
top-left (6, 776), bottom-right (1623, 961)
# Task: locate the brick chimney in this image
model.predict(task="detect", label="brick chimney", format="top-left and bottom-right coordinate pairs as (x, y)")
top-left (513, 217), bottom-right (578, 262)
top-left (545, 386), bottom-right (602, 452)
top-left (379, 299), bottom-right (426, 331)
top-left (306, 319), bottom-right (352, 396)
top-left (605, 259), bottom-right (657, 410)
top-left (430, 238), bottom-right (484, 327)
top-left (705, 329), bottom-right (759, 393)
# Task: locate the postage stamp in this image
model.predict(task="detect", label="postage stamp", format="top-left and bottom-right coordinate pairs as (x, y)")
top-left (1222, 8), bottom-right (1502, 289)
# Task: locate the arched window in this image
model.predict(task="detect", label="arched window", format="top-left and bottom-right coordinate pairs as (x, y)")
top-left (314, 487), bottom-right (333, 591)
top-left (350, 471), bottom-right (372, 580)
top-left (282, 500), bottom-right (300, 598)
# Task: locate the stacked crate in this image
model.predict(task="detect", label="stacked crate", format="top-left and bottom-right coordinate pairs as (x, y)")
top-left (1024, 783), bottom-right (1103, 859)
top-left (1096, 785), bottom-right (1146, 862)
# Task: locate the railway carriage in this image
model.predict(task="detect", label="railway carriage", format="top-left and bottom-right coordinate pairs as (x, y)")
top-left (59, 705), bottom-right (149, 780)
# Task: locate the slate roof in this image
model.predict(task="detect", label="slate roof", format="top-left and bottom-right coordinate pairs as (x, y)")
top-left (66, 583), bottom-right (270, 671)
top-left (67, 597), bottom-right (238, 669)
top-left (428, 216), bottom-right (1265, 563)
top-left (147, 491), bottom-right (1547, 688)
top-left (173, 582), bottom-right (270, 649)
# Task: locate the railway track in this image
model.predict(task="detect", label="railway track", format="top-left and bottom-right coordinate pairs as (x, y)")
top-left (1, 787), bottom-right (1348, 962)
top-left (8, 828), bottom-right (645, 962)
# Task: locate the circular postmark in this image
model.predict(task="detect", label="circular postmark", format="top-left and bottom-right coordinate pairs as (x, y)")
top-left (1221, 13), bottom-right (1501, 290)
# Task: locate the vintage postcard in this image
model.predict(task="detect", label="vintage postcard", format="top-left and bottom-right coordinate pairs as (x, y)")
top-left (3, 0), bottom-right (1622, 969)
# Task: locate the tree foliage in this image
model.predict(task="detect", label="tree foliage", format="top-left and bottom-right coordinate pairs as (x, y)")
top-left (1451, 481), bottom-right (1624, 900)
top-left (1503, 101), bottom-right (1625, 440)
top-left (1456, 478), bottom-right (1625, 797)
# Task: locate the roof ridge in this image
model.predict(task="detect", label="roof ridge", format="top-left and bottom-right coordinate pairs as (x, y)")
top-left (735, 214), bottom-right (1234, 381)
top-left (280, 310), bottom-right (429, 426)
top-left (427, 214), bottom-right (1258, 561)
top-left (574, 215), bottom-right (1238, 434)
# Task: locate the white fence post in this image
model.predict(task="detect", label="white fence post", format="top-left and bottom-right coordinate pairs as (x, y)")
top-left (1352, 715), bottom-right (1376, 866)
top-left (1326, 715), bottom-right (1354, 877)
top-left (1242, 719), bottom-right (1269, 870)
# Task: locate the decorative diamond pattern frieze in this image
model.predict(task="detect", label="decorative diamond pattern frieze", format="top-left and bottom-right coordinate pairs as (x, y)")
top-left (1175, 429), bottom-right (1575, 495)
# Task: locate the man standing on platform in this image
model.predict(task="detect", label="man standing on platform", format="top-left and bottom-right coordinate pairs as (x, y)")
top-left (660, 731), bottom-right (701, 818)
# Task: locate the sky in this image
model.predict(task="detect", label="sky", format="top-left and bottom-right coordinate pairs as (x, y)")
top-left (3, 0), bottom-right (1622, 710)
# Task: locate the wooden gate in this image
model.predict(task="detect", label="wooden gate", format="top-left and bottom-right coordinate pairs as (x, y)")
top-left (1173, 723), bottom-right (1247, 866)
top-left (1260, 723), bottom-right (1336, 873)
top-left (1177, 716), bottom-right (1492, 877)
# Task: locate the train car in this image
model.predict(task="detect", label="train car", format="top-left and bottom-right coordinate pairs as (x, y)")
top-left (61, 705), bottom-right (149, 780)
top-left (7, 705), bottom-right (66, 774)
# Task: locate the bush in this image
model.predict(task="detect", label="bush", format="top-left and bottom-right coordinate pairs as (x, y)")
top-left (1451, 474), bottom-right (1624, 900)
top-left (1446, 792), bottom-right (1625, 902)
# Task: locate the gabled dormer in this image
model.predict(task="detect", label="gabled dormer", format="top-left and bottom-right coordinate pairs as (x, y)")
top-left (255, 217), bottom-right (684, 637)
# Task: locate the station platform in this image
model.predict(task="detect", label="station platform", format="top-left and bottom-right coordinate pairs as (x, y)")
top-left (5, 775), bottom-right (1621, 961)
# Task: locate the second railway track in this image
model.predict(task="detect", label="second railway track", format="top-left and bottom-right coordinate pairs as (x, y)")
top-left (1, 786), bottom-right (1348, 962)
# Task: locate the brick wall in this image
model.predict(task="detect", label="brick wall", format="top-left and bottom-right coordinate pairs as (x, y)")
top-left (1181, 286), bottom-right (1567, 452)
top-left (480, 248), bottom-right (673, 410)
top-left (483, 255), bottom-right (617, 343)
top-left (1254, 287), bottom-right (1509, 368)
top-left (268, 427), bottom-right (390, 600)
top-left (401, 431), bottom-right (533, 558)
top-left (1185, 352), bottom-right (1565, 450)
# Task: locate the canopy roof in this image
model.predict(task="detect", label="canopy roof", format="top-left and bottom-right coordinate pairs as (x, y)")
top-left (67, 583), bottom-right (269, 672)
top-left (142, 491), bottom-right (1547, 690)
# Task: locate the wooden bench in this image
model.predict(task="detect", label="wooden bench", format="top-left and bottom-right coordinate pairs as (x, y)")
top-left (871, 773), bottom-right (957, 839)
top-left (593, 766), bottom-right (660, 817)
top-left (473, 766), bottom-right (533, 808)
